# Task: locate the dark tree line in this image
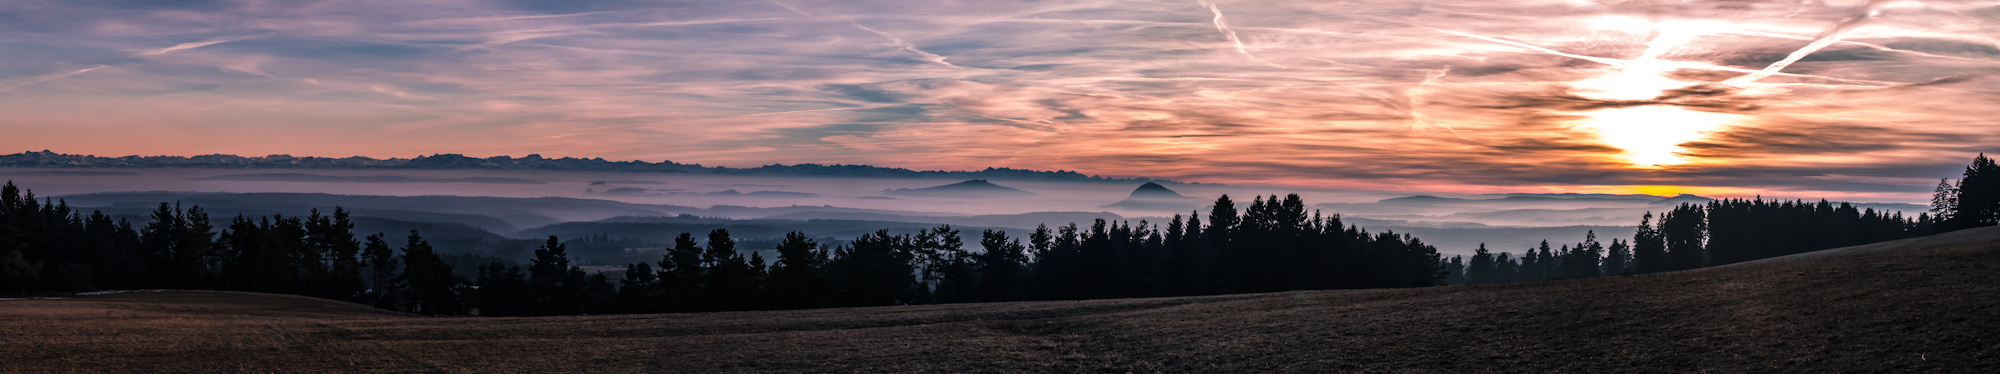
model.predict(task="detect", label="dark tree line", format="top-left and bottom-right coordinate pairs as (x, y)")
top-left (27, 150), bottom-right (1983, 314)
top-left (2, 184), bottom-right (1443, 315)
top-left (1444, 200), bottom-right (1930, 285)
top-left (1435, 154), bottom-right (2000, 285)
top-left (1931, 153), bottom-right (2000, 233)
top-left (0, 180), bottom-right (486, 314)
top-left (603, 193), bottom-right (1444, 313)
top-left (1446, 200), bottom-right (1931, 285)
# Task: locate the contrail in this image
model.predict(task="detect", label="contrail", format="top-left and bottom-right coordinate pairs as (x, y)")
top-left (956, 111), bottom-right (1065, 131)
top-left (766, 0), bottom-right (813, 17)
top-left (0, 65), bottom-right (107, 93)
top-left (1638, 27), bottom-right (1698, 62)
top-left (536, 131), bottom-right (602, 140)
top-left (771, 0), bottom-right (956, 69)
top-left (1941, 8), bottom-right (2000, 51)
top-left (408, 8), bottom-right (668, 26)
top-left (727, 107), bottom-right (870, 118)
top-left (1722, 29), bottom-right (1998, 65)
top-left (1199, 1), bottom-right (1286, 68)
top-left (1433, 27), bottom-right (1893, 85)
top-left (767, 0), bottom-right (956, 68)
top-left (139, 33), bottom-right (272, 56)
top-left (1724, 0), bottom-right (1897, 86)
top-left (847, 19), bottom-right (961, 68)
top-left (1431, 28), bottom-right (1628, 67)
top-left (1406, 67), bottom-right (1463, 138)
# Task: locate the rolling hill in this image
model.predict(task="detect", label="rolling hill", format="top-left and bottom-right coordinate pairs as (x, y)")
top-left (4, 227), bottom-right (1995, 372)
top-left (1102, 182), bottom-right (1203, 212)
top-left (883, 179), bottom-right (1038, 198)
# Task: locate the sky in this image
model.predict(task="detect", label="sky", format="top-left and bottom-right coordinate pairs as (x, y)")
top-left (1, 0), bottom-right (1996, 202)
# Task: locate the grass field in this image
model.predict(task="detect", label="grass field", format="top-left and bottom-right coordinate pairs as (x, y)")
top-left (4, 231), bottom-right (1998, 373)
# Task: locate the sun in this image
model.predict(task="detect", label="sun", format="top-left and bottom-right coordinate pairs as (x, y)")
top-left (1576, 106), bottom-right (1742, 167)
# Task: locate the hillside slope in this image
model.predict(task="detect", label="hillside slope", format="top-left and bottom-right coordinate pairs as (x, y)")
top-left (3, 234), bottom-right (1996, 372)
top-left (1721, 225), bottom-right (2000, 268)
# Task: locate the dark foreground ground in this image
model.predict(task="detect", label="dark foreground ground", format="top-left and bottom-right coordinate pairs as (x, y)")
top-left (4, 231), bottom-right (1998, 373)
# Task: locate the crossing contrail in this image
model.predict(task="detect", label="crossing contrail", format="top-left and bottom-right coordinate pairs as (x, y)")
top-left (1200, 1), bottom-right (1286, 68)
top-left (140, 33), bottom-right (272, 56)
top-left (0, 65), bottom-right (106, 93)
top-left (1406, 67), bottom-right (1463, 138)
top-left (847, 19), bottom-right (962, 68)
top-left (1724, 0), bottom-right (1898, 86)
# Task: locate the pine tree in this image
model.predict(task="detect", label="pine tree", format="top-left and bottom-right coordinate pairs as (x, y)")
top-left (1467, 244), bottom-right (1494, 284)
top-left (1492, 252), bottom-right (1517, 283)
top-left (528, 235), bottom-right (579, 315)
top-left (322, 208), bottom-right (364, 301)
top-left (0, 248), bottom-right (34, 295)
top-left (976, 229), bottom-right (1031, 302)
top-left (1931, 178), bottom-right (1960, 232)
top-left (300, 210), bottom-right (333, 297)
top-left (139, 203), bottom-right (186, 288)
top-left (580, 272), bottom-right (618, 315)
top-left (361, 233), bottom-right (400, 309)
top-left (173, 206), bottom-right (215, 289)
top-left (916, 225), bottom-right (974, 303)
top-left (1520, 246), bottom-right (1541, 282)
top-left (1949, 154), bottom-right (2000, 230)
top-left (1442, 255), bottom-right (1465, 285)
top-left (656, 232), bottom-right (705, 312)
top-left (1206, 195), bottom-right (1239, 292)
top-left (765, 232), bottom-right (828, 309)
top-left (1661, 203), bottom-right (1708, 270)
top-left (397, 231), bottom-right (465, 315)
top-left (1533, 241), bottom-right (1554, 281)
top-left (1173, 211), bottom-right (1213, 295)
top-left (1632, 212), bottom-right (1667, 274)
top-left (474, 261), bottom-right (531, 316)
top-left (702, 229), bottom-right (760, 310)
top-left (828, 230), bottom-right (920, 306)
top-left (1576, 231), bottom-right (1603, 278)
top-left (615, 261), bottom-right (661, 313)
top-left (1604, 238), bottom-right (1632, 276)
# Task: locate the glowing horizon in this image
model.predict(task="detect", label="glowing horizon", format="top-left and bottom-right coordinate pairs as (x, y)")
top-left (1, 0), bottom-right (1995, 202)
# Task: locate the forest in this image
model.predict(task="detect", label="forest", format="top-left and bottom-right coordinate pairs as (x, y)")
top-left (1442, 154), bottom-right (1996, 284)
top-left (2, 154), bottom-right (1995, 316)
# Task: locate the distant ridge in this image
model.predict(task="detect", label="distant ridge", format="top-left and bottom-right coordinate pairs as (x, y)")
top-left (0, 150), bottom-right (1195, 184)
top-left (884, 179), bottom-right (1037, 198)
top-left (1103, 182), bottom-right (1201, 211)
top-left (1125, 182), bottom-right (1191, 199)
top-left (1649, 194), bottom-right (1716, 206)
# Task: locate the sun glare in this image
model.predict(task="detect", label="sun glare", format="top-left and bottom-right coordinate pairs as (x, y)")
top-left (1562, 20), bottom-right (1745, 168)
top-left (1577, 106), bottom-right (1741, 167)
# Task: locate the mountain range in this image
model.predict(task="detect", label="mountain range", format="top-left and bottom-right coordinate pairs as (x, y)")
top-left (0, 150), bottom-right (1187, 183)
top-left (883, 179), bottom-right (1039, 198)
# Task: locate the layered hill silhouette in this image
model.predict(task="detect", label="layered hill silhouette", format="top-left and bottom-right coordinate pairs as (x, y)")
top-left (0, 150), bottom-right (1181, 183)
top-left (1102, 182), bottom-right (1202, 211)
top-left (5, 227), bottom-right (1994, 372)
top-left (883, 179), bottom-right (1037, 198)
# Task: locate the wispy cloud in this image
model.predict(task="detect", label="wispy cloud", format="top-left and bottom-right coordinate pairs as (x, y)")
top-left (1724, 0), bottom-right (1903, 86)
top-left (0, 65), bottom-right (107, 93)
top-left (844, 19), bottom-right (962, 69)
top-left (138, 33), bottom-right (273, 56)
top-left (1199, 1), bottom-right (1285, 68)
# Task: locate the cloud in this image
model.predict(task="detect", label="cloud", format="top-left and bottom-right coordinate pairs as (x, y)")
top-left (0, 65), bottom-right (107, 93)
top-left (1805, 174), bottom-right (1942, 187)
top-left (0, 0), bottom-right (1995, 202)
top-left (138, 33), bottom-right (273, 56)
top-left (1198, 1), bottom-right (1285, 68)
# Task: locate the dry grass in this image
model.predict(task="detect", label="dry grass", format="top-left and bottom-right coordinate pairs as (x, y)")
top-left (4, 240), bottom-right (1998, 373)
